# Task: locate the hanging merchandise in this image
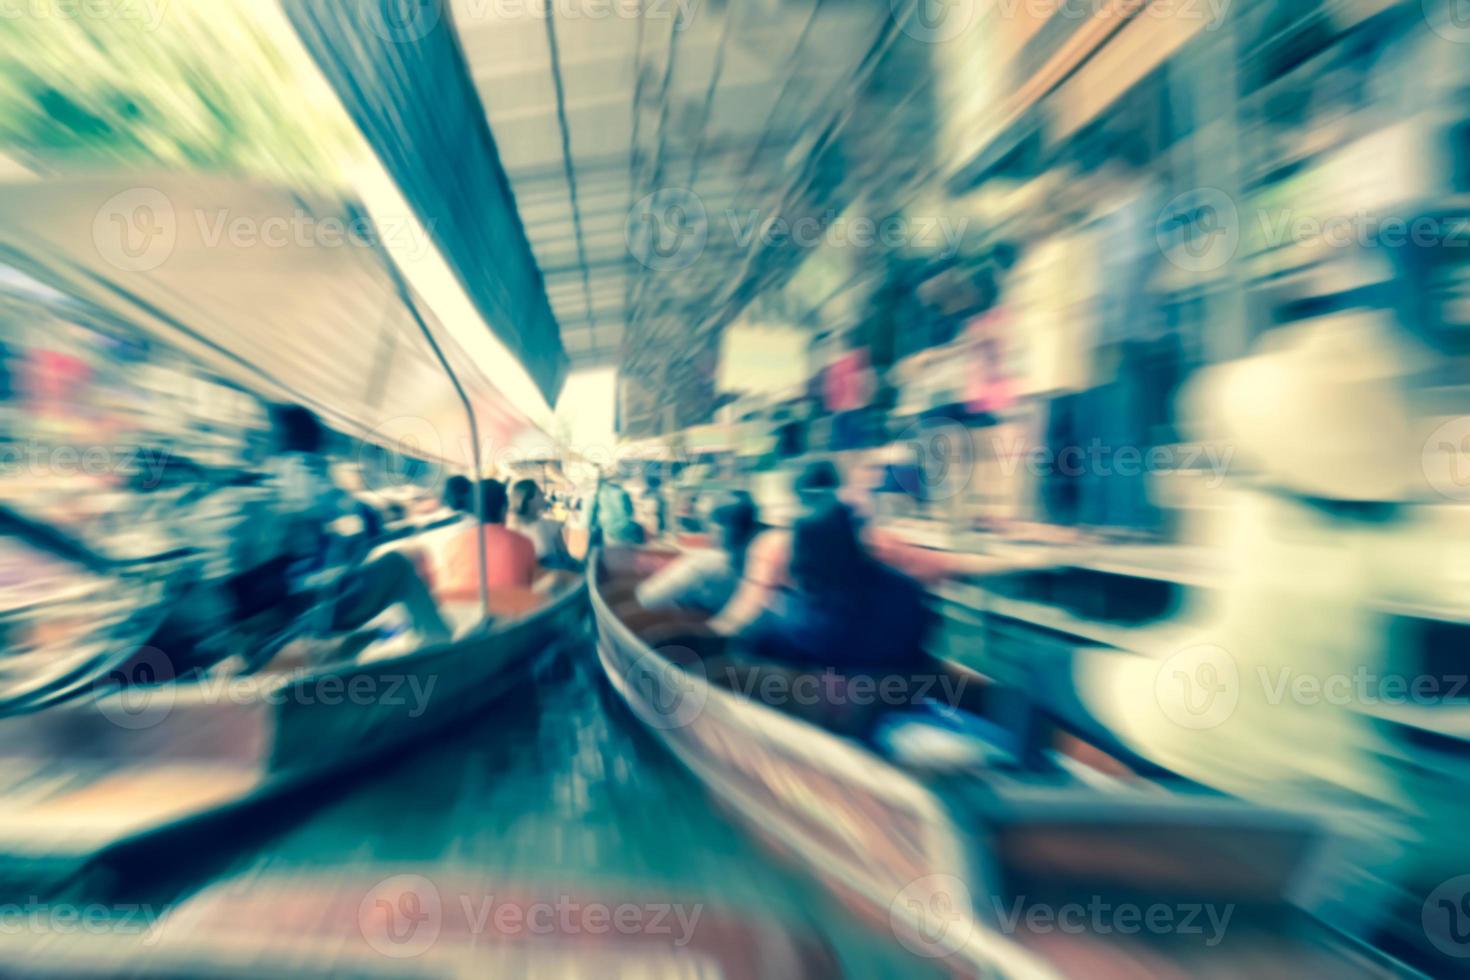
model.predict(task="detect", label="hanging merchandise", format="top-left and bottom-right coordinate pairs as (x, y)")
top-left (823, 347), bottom-right (875, 414)
top-left (961, 307), bottom-right (1016, 418)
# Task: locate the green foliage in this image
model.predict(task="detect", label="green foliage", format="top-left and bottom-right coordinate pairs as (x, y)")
top-left (0, 2), bottom-right (352, 188)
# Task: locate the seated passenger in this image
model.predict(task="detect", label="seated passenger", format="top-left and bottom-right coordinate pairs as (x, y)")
top-left (739, 502), bottom-right (932, 674)
top-left (402, 473), bottom-right (473, 583)
top-left (711, 459), bottom-right (1042, 637)
top-left (592, 481), bottom-right (647, 546)
top-left (440, 474), bottom-right (474, 518)
top-left (509, 478), bottom-right (577, 570)
top-left (155, 404), bottom-right (452, 667)
top-left (233, 404), bottom-right (348, 612)
top-left (637, 474), bottom-right (669, 537)
top-left (437, 478), bottom-right (538, 595)
top-left (709, 460), bottom-right (841, 635)
top-left (674, 490), bottom-right (704, 534)
top-left (267, 407), bottom-right (451, 646)
top-left (331, 548), bottom-right (452, 646)
top-left (636, 495), bottom-right (758, 615)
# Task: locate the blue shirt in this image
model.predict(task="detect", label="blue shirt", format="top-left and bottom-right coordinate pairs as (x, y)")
top-left (741, 563), bottom-right (933, 673)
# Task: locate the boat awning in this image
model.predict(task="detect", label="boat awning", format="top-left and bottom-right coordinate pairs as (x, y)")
top-left (286, 0), bottom-right (570, 407)
top-left (0, 173), bottom-right (542, 470)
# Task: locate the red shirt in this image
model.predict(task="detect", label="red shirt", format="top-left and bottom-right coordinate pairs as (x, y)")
top-left (437, 524), bottom-right (537, 598)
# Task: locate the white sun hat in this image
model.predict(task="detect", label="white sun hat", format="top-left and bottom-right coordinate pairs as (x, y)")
top-left (1181, 310), bottom-right (1438, 504)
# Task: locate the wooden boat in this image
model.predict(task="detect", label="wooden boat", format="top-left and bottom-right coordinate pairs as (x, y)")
top-left (0, 172), bottom-right (590, 887)
top-left (0, 576), bottom-right (587, 891)
top-left (590, 546), bottom-right (1414, 979)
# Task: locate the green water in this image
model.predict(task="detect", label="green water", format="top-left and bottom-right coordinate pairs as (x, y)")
top-left (168, 642), bottom-right (944, 979)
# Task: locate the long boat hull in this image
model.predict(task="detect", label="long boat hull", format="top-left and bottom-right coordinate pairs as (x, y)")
top-left (269, 577), bottom-right (588, 774)
top-left (589, 550), bottom-right (1419, 979)
top-left (588, 550), bottom-right (1053, 978)
top-left (0, 579), bottom-right (588, 887)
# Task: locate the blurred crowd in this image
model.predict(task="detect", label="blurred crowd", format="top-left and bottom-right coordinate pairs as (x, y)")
top-left (1, 0), bottom-right (1469, 972)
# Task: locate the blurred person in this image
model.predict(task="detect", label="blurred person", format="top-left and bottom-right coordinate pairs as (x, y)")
top-left (636, 495), bottom-right (758, 615)
top-left (708, 460), bottom-right (841, 636)
top-left (591, 480), bottom-right (647, 546)
top-left (865, 445), bottom-right (924, 522)
top-left (329, 545), bottom-right (452, 647)
top-left (150, 404), bottom-right (451, 669)
top-left (712, 460), bottom-right (1042, 635)
top-left (441, 474), bottom-right (474, 516)
top-left (400, 472), bottom-right (475, 590)
top-left (436, 478), bottom-right (537, 595)
top-left (259, 406), bottom-right (451, 646)
top-left (509, 477), bottom-right (576, 570)
top-left (637, 473), bottom-right (669, 537)
top-left (673, 488), bottom-right (704, 534)
top-left (1052, 287), bottom-right (1469, 937)
top-left (738, 501), bottom-right (933, 674)
top-left (228, 404), bottom-right (346, 619)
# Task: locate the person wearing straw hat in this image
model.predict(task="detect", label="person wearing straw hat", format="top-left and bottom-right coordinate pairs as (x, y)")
top-left (1063, 248), bottom-right (1470, 934)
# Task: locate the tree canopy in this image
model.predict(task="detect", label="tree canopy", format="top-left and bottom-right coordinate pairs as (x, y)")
top-left (0, 3), bottom-right (352, 187)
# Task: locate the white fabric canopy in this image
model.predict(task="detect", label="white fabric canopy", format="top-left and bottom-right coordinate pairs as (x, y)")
top-left (0, 172), bottom-right (543, 469)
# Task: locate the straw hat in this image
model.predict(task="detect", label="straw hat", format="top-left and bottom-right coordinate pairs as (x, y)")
top-left (1182, 310), bottom-right (1434, 503)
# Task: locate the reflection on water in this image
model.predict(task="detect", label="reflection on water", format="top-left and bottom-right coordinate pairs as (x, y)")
top-left (118, 648), bottom-right (943, 979)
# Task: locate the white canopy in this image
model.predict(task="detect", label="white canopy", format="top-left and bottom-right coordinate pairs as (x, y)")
top-left (0, 172), bottom-right (542, 469)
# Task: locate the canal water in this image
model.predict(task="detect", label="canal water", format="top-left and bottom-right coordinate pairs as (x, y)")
top-left (120, 640), bottom-right (945, 978)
